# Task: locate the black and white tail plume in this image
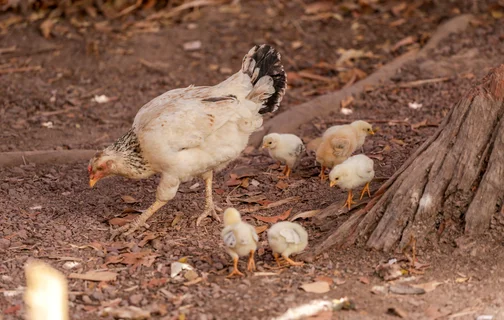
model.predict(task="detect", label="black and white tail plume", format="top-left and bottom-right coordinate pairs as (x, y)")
top-left (242, 44), bottom-right (287, 114)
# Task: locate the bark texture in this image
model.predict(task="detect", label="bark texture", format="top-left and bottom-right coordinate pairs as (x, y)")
top-left (304, 65), bottom-right (504, 260)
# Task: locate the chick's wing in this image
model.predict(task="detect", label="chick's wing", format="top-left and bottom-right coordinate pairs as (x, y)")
top-left (279, 228), bottom-right (302, 244)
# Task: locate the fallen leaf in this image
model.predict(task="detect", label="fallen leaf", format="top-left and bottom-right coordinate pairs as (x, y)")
top-left (108, 214), bottom-right (138, 226)
top-left (184, 277), bottom-right (203, 286)
top-left (411, 119), bottom-right (428, 130)
top-left (68, 271), bottom-right (117, 282)
top-left (138, 232), bottom-right (158, 247)
top-left (390, 18), bottom-right (406, 27)
top-left (411, 281), bottom-right (443, 293)
top-left (359, 276), bottom-right (370, 284)
top-left (391, 139), bottom-right (406, 146)
top-left (290, 209), bottom-right (321, 221)
top-left (408, 101), bottom-right (423, 110)
top-left (145, 277), bottom-right (168, 288)
top-left (40, 18), bottom-right (57, 38)
top-left (455, 277), bottom-right (470, 283)
top-left (336, 48), bottom-right (375, 66)
top-left (314, 275), bottom-right (333, 285)
top-left (171, 213), bottom-right (183, 227)
top-left (121, 195), bottom-right (138, 204)
top-left (3, 304), bottom-right (21, 315)
top-left (230, 166), bottom-right (260, 179)
top-left (491, 10), bottom-right (503, 19)
top-left (214, 188), bottom-right (225, 195)
top-left (183, 269), bottom-right (199, 281)
top-left (301, 281), bottom-right (330, 293)
top-left (371, 285), bottom-right (389, 295)
top-left (297, 70), bottom-right (334, 83)
top-left (392, 36), bottom-right (416, 52)
top-left (389, 284), bottom-right (425, 295)
top-left (391, 2), bottom-right (407, 16)
top-left (387, 307), bottom-right (408, 318)
top-left (183, 40), bottom-right (201, 51)
top-left (340, 96), bottom-right (354, 109)
top-left (291, 41), bottom-right (303, 50)
top-left (171, 262), bottom-right (193, 278)
top-left (304, 1), bottom-right (333, 14)
top-left (241, 177), bottom-right (250, 188)
top-left (375, 262), bottom-right (403, 281)
top-left (255, 225), bottom-right (268, 234)
top-left (93, 94), bottom-right (112, 104)
top-left (100, 306), bottom-right (150, 319)
top-left (252, 208), bottom-right (292, 223)
top-left (275, 180), bottom-right (289, 190)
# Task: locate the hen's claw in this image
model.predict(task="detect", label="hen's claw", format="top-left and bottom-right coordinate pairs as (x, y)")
top-left (196, 205), bottom-right (221, 226)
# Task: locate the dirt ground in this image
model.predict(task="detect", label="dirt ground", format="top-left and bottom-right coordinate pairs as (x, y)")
top-left (2, 1), bottom-right (504, 319)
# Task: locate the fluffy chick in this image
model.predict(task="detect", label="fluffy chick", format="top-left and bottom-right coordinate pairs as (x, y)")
top-left (221, 208), bottom-right (258, 277)
top-left (262, 133), bottom-right (306, 177)
top-left (267, 221), bottom-right (308, 267)
top-left (329, 154), bottom-right (375, 210)
top-left (316, 120), bottom-right (374, 180)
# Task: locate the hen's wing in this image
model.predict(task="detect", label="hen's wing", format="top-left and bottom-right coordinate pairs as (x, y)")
top-left (134, 87), bottom-right (248, 152)
top-left (279, 228), bottom-right (302, 244)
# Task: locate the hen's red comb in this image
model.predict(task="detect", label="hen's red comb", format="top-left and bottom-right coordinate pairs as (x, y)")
top-left (87, 165), bottom-right (92, 174)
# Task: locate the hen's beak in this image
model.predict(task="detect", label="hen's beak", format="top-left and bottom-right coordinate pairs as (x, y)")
top-left (89, 176), bottom-right (99, 188)
top-left (330, 181), bottom-right (337, 187)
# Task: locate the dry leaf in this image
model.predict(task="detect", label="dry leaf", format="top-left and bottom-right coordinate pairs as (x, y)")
top-left (276, 180), bottom-right (289, 190)
top-left (298, 70), bottom-right (334, 83)
top-left (336, 48), bottom-right (375, 66)
top-left (291, 41), bottom-right (303, 50)
top-left (300, 281), bottom-right (330, 293)
top-left (242, 196), bottom-right (300, 213)
top-left (121, 195), bottom-right (138, 204)
top-left (391, 2), bottom-right (407, 16)
top-left (183, 40), bottom-right (201, 51)
top-left (290, 210), bottom-right (321, 221)
top-left (455, 277), bottom-right (470, 283)
top-left (138, 232), bottom-right (158, 247)
top-left (183, 269), bottom-right (199, 281)
top-left (171, 262), bottom-right (193, 278)
top-left (108, 214), bottom-right (138, 226)
top-left (145, 278), bottom-right (167, 288)
top-left (390, 18), bottom-right (406, 27)
top-left (389, 284), bottom-right (425, 295)
top-left (171, 213), bottom-right (183, 227)
top-left (390, 139), bottom-right (406, 146)
top-left (341, 96), bottom-right (354, 109)
top-left (255, 225), bottom-right (268, 234)
top-left (392, 36), bottom-right (416, 52)
top-left (251, 208), bottom-right (292, 223)
top-left (411, 281), bottom-right (443, 293)
top-left (304, 1), bottom-right (333, 14)
top-left (411, 119), bottom-right (428, 130)
top-left (387, 307), bottom-right (408, 318)
top-left (104, 255), bottom-right (124, 266)
top-left (359, 276), bottom-right (370, 284)
top-left (69, 271), bottom-right (117, 282)
top-left (40, 18), bottom-right (57, 39)
top-left (100, 306), bottom-right (150, 319)
top-left (314, 276), bottom-right (333, 285)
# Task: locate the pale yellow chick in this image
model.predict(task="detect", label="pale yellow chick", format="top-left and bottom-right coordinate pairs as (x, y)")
top-left (221, 208), bottom-right (258, 277)
top-left (262, 133), bottom-right (306, 177)
top-left (267, 221), bottom-right (308, 267)
top-left (329, 154), bottom-right (375, 210)
top-left (316, 120), bottom-right (374, 180)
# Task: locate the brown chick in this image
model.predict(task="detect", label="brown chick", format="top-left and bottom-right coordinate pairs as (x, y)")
top-left (315, 120), bottom-right (374, 180)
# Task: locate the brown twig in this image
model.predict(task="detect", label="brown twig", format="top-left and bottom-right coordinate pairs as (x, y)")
top-left (0, 66), bottom-right (42, 75)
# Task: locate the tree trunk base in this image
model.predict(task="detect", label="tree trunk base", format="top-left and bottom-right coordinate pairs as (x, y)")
top-left (303, 65), bottom-right (504, 261)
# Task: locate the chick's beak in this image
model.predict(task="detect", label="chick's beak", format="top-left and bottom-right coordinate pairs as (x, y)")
top-left (369, 129), bottom-right (375, 135)
top-left (89, 175), bottom-right (99, 188)
top-left (330, 181), bottom-right (337, 187)
top-left (262, 144), bottom-right (268, 149)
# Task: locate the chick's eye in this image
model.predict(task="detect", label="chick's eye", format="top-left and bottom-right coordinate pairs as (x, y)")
top-left (269, 142), bottom-right (272, 144)
top-left (335, 177), bottom-right (339, 180)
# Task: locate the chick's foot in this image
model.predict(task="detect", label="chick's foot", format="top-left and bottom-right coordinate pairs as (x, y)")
top-left (247, 250), bottom-right (256, 272)
top-left (227, 257), bottom-right (244, 278)
top-left (284, 256), bottom-right (304, 266)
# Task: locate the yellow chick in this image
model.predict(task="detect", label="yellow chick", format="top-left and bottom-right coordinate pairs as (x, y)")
top-left (221, 208), bottom-right (258, 277)
top-left (267, 221), bottom-right (308, 267)
top-left (262, 133), bottom-right (306, 177)
top-left (329, 154), bottom-right (375, 210)
top-left (316, 120), bottom-right (374, 180)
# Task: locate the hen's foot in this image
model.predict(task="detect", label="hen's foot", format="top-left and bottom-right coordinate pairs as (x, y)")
top-left (108, 220), bottom-right (149, 241)
top-left (196, 204), bottom-right (222, 226)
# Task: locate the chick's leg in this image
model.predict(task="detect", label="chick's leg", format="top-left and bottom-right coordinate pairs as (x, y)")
top-left (196, 170), bottom-right (221, 226)
top-left (319, 165), bottom-right (327, 181)
top-left (273, 252), bottom-right (282, 267)
top-left (359, 182), bottom-right (371, 200)
top-left (227, 256), bottom-right (244, 278)
top-left (247, 250), bottom-right (256, 272)
top-left (342, 189), bottom-right (356, 210)
top-left (283, 254), bottom-right (304, 267)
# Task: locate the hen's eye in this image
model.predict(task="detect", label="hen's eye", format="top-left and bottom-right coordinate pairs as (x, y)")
top-left (97, 167), bottom-right (103, 172)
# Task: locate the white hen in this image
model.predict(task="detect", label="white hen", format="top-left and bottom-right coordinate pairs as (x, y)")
top-left (221, 208), bottom-right (259, 277)
top-left (267, 221), bottom-right (308, 267)
top-left (329, 154), bottom-right (375, 209)
top-left (88, 45), bottom-right (287, 238)
top-left (262, 133), bottom-right (305, 177)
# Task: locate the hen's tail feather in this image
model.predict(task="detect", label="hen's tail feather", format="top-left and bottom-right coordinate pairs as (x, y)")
top-left (242, 44), bottom-right (287, 114)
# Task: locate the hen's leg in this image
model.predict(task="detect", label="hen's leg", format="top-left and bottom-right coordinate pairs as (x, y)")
top-left (110, 174), bottom-right (178, 240)
top-left (196, 170), bottom-right (221, 226)
top-left (110, 200), bottom-right (166, 240)
top-left (359, 182), bottom-right (371, 200)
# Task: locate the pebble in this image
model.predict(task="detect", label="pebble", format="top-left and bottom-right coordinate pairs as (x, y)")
top-left (129, 293), bottom-right (144, 306)
top-left (92, 290), bottom-right (104, 301)
top-left (0, 238), bottom-right (10, 250)
top-left (82, 295), bottom-right (93, 305)
top-left (212, 262), bottom-right (224, 270)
